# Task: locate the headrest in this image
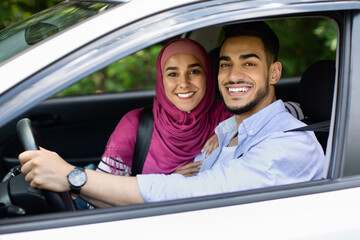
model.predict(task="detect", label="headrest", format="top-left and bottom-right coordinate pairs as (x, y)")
top-left (208, 47), bottom-right (221, 99)
top-left (299, 60), bottom-right (335, 122)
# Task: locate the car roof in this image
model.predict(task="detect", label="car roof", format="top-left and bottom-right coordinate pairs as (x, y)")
top-left (0, 0), bottom-right (201, 95)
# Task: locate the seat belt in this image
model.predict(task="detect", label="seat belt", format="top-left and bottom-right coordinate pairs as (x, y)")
top-left (285, 120), bottom-right (330, 133)
top-left (131, 106), bottom-right (154, 176)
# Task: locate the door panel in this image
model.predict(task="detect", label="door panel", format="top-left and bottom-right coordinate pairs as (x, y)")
top-left (0, 90), bottom-right (155, 176)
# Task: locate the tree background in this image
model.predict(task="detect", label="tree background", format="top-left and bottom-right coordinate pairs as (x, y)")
top-left (0, 0), bottom-right (62, 30)
top-left (0, 1), bottom-right (337, 97)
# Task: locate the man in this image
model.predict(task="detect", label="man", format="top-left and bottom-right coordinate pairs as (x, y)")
top-left (19, 22), bottom-right (324, 207)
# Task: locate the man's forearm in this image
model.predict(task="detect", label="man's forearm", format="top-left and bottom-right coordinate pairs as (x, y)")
top-left (79, 196), bottom-right (113, 208)
top-left (79, 169), bottom-right (145, 206)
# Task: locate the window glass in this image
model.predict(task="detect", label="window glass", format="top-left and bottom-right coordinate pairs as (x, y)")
top-left (0, 2), bottom-right (120, 64)
top-left (54, 44), bottom-right (162, 97)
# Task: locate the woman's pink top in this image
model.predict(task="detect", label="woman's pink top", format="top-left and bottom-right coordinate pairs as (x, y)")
top-left (97, 101), bottom-right (231, 176)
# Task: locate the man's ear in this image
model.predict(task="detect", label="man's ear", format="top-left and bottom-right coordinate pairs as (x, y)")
top-left (270, 61), bottom-right (282, 84)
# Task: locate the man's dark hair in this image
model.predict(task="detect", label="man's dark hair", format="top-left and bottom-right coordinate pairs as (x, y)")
top-left (223, 21), bottom-right (279, 65)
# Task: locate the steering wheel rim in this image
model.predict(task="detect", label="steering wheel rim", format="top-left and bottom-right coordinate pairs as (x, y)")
top-left (16, 118), bottom-right (75, 212)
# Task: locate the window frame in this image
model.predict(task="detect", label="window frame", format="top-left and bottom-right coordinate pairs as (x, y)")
top-left (1, 1), bottom-right (359, 234)
top-left (337, 10), bottom-right (360, 177)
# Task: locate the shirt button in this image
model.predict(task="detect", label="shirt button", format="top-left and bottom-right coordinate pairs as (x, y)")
top-left (249, 130), bottom-right (254, 135)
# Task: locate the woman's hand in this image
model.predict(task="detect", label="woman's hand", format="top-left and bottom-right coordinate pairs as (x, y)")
top-left (18, 147), bottom-right (73, 192)
top-left (173, 161), bottom-right (202, 177)
top-left (201, 134), bottom-right (219, 157)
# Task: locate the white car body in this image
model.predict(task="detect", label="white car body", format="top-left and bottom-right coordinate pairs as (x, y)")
top-left (1, 0), bottom-right (360, 239)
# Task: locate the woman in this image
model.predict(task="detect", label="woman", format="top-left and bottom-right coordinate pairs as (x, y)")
top-left (96, 38), bottom-right (231, 177)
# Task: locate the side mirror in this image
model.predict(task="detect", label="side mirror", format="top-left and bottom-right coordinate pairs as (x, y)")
top-left (25, 22), bottom-right (58, 45)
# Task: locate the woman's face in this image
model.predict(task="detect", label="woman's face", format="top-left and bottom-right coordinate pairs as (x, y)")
top-left (162, 53), bottom-right (206, 112)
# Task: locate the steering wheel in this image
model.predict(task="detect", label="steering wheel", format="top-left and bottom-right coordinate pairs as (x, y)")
top-left (16, 118), bottom-right (75, 212)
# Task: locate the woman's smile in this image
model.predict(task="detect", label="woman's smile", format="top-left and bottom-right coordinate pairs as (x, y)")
top-left (176, 91), bottom-right (196, 99)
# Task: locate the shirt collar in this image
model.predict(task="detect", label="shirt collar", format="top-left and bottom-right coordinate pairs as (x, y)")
top-left (216, 100), bottom-right (286, 136)
top-left (242, 100), bottom-right (286, 136)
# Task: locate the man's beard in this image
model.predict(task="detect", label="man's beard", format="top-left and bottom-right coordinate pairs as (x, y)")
top-left (221, 79), bottom-right (270, 115)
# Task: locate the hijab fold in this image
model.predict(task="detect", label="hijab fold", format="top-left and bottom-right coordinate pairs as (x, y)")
top-left (145, 38), bottom-right (228, 173)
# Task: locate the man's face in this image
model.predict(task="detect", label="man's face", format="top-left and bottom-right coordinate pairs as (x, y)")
top-left (218, 36), bottom-right (279, 116)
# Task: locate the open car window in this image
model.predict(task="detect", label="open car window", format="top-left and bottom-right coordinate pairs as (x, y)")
top-left (2, 0), bottom-right (360, 238)
top-left (54, 17), bottom-right (336, 97)
top-left (1, 14), bottom-right (338, 208)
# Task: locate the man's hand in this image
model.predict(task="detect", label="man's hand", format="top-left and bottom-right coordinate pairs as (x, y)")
top-left (18, 147), bottom-right (73, 192)
top-left (19, 147), bottom-right (144, 207)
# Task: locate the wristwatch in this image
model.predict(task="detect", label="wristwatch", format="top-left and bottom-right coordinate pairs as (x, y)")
top-left (67, 167), bottom-right (87, 196)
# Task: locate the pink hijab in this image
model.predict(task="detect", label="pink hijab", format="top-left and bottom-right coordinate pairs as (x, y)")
top-left (144, 38), bottom-right (229, 173)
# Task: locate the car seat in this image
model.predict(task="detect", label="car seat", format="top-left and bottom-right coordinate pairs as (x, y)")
top-left (208, 47), bottom-right (221, 99)
top-left (299, 60), bottom-right (336, 151)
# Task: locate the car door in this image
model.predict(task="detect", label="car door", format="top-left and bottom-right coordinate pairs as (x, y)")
top-left (1, 0), bottom-right (360, 239)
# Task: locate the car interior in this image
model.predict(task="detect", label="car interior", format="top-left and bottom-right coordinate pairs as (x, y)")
top-left (299, 60), bottom-right (335, 152)
top-left (0, 16), bottom-right (337, 218)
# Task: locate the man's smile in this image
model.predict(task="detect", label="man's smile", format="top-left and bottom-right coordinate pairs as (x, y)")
top-left (224, 84), bottom-right (253, 97)
top-left (227, 87), bottom-right (250, 93)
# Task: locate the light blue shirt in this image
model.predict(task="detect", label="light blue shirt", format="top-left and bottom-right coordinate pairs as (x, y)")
top-left (137, 100), bottom-right (325, 202)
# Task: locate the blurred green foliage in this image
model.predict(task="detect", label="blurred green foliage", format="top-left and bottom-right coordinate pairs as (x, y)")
top-left (0, 0), bottom-right (62, 30)
top-left (1, 1), bottom-right (337, 97)
top-left (54, 45), bottom-right (163, 97)
top-left (268, 18), bottom-right (337, 78)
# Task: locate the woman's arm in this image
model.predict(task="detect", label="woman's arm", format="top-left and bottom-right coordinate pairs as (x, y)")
top-left (173, 160), bottom-right (202, 177)
top-left (173, 134), bottom-right (218, 177)
top-left (97, 108), bottom-right (142, 175)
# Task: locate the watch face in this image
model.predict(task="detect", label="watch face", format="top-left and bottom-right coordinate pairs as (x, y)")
top-left (69, 168), bottom-right (87, 187)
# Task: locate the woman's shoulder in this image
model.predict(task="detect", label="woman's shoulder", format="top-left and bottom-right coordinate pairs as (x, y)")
top-left (123, 108), bottom-right (143, 119)
top-left (119, 107), bottom-right (144, 124)
top-left (113, 107), bottom-right (144, 132)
